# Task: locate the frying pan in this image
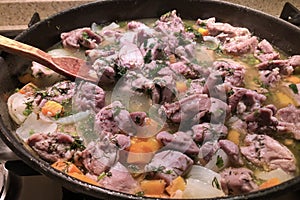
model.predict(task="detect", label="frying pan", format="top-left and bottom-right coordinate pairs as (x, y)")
top-left (0, 0), bottom-right (300, 199)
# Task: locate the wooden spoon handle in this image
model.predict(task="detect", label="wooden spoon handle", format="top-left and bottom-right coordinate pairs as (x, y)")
top-left (0, 34), bottom-right (54, 66)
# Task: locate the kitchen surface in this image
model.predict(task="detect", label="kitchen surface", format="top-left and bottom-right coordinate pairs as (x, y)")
top-left (1, 0), bottom-right (300, 36)
top-left (0, 0), bottom-right (300, 200)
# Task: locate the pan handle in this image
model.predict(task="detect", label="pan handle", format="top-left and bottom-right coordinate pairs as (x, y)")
top-left (280, 2), bottom-right (300, 27)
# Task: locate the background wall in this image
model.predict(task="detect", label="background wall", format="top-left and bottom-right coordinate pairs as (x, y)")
top-left (0, 0), bottom-right (300, 35)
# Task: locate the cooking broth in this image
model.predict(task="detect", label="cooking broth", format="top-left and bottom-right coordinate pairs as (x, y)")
top-left (7, 10), bottom-right (300, 198)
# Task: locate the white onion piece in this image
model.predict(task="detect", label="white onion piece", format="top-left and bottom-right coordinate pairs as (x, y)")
top-left (182, 178), bottom-right (225, 198)
top-left (101, 22), bottom-right (120, 31)
top-left (255, 168), bottom-right (294, 183)
top-left (7, 92), bottom-right (34, 125)
top-left (95, 22), bottom-right (121, 43)
top-left (205, 149), bottom-right (229, 172)
top-left (203, 36), bottom-right (220, 50)
top-left (187, 165), bottom-right (222, 186)
top-left (56, 111), bottom-right (90, 125)
top-left (38, 112), bottom-right (56, 123)
top-left (16, 113), bottom-right (57, 140)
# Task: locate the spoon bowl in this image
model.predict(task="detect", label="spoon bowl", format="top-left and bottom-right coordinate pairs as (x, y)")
top-left (0, 35), bottom-right (98, 83)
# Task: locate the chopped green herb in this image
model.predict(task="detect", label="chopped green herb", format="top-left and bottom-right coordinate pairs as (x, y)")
top-left (165, 169), bottom-right (173, 174)
top-left (253, 109), bottom-right (261, 118)
top-left (116, 65), bottom-right (127, 77)
top-left (216, 155), bottom-right (224, 168)
top-left (70, 137), bottom-right (86, 151)
top-left (97, 171), bottom-right (112, 181)
top-left (29, 129), bottom-right (35, 135)
top-left (226, 68), bottom-right (235, 76)
top-left (128, 164), bottom-right (140, 173)
top-left (23, 109), bottom-right (32, 116)
top-left (289, 83), bottom-right (299, 94)
top-left (23, 101), bottom-right (33, 116)
top-left (113, 106), bottom-right (124, 116)
top-left (185, 25), bottom-right (202, 41)
top-left (36, 90), bottom-right (48, 98)
top-left (149, 43), bottom-right (155, 49)
top-left (151, 165), bottom-right (165, 174)
top-left (212, 177), bottom-right (221, 190)
top-left (135, 191), bottom-right (145, 197)
top-left (227, 89), bottom-right (234, 96)
top-left (97, 172), bottom-right (107, 180)
top-left (144, 50), bottom-right (152, 64)
top-left (106, 171), bottom-right (112, 177)
top-left (82, 32), bottom-right (89, 40)
top-left (143, 39), bottom-right (148, 48)
top-left (186, 79), bottom-right (192, 88)
top-left (54, 112), bottom-right (61, 120)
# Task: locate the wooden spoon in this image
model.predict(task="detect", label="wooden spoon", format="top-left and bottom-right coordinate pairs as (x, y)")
top-left (0, 34), bottom-right (98, 83)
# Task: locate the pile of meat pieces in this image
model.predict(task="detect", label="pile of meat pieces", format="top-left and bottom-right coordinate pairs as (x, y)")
top-left (25, 10), bottom-right (300, 196)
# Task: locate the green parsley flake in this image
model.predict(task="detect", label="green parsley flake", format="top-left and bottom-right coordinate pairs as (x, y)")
top-left (216, 155), bottom-right (224, 168)
top-left (289, 83), bottom-right (299, 94)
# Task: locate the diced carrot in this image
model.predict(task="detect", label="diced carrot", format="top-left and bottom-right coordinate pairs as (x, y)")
top-left (146, 137), bottom-right (162, 151)
top-left (129, 141), bottom-right (153, 153)
top-left (51, 160), bottom-right (100, 186)
top-left (259, 177), bottom-right (281, 189)
top-left (227, 129), bottom-right (240, 145)
top-left (51, 160), bottom-right (82, 174)
top-left (18, 82), bottom-right (37, 95)
top-left (165, 176), bottom-right (186, 196)
top-left (169, 54), bottom-right (177, 64)
top-left (68, 172), bottom-right (100, 186)
top-left (127, 137), bottom-right (162, 164)
top-left (41, 100), bottom-right (63, 117)
top-left (52, 160), bottom-right (68, 171)
top-left (198, 27), bottom-right (209, 36)
top-left (140, 179), bottom-right (166, 196)
top-left (176, 81), bottom-right (188, 93)
top-left (286, 75), bottom-right (300, 84)
top-left (67, 163), bottom-right (82, 174)
top-left (129, 137), bottom-right (162, 153)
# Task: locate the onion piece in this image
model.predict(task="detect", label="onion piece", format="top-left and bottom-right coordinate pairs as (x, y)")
top-left (183, 165), bottom-right (225, 198)
top-left (56, 111), bottom-right (91, 125)
top-left (255, 168), bottom-right (294, 183)
top-left (182, 178), bottom-right (225, 198)
top-left (101, 22), bottom-right (120, 31)
top-left (187, 165), bottom-right (222, 186)
top-left (205, 149), bottom-right (229, 172)
top-left (7, 92), bottom-right (34, 125)
top-left (203, 36), bottom-right (220, 50)
top-left (16, 112), bottom-right (57, 140)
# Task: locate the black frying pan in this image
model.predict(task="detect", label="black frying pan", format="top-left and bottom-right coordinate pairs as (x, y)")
top-left (0, 0), bottom-right (300, 199)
